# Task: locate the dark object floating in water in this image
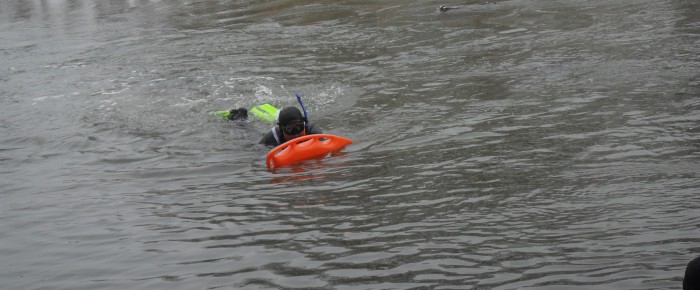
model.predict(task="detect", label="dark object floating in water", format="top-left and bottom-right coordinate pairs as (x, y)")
top-left (439, 5), bottom-right (459, 12)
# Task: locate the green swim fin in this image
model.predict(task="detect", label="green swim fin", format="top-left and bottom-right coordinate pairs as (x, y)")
top-left (211, 103), bottom-right (279, 123)
top-left (250, 103), bottom-right (279, 123)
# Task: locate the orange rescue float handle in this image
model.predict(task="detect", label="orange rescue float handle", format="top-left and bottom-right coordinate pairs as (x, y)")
top-left (266, 134), bottom-right (352, 169)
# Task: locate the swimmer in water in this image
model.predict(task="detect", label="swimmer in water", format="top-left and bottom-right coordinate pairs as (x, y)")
top-left (259, 106), bottom-right (323, 147)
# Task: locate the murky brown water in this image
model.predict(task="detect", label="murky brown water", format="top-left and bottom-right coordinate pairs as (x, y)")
top-left (1, 0), bottom-right (699, 289)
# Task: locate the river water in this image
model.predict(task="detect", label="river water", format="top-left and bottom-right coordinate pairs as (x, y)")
top-left (1, 0), bottom-right (699, 289)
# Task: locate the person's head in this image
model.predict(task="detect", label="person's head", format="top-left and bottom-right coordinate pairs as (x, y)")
top-left (277, 107), bottom-right (306, 138)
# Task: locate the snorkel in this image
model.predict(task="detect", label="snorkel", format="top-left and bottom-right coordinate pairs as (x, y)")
top-left (295, 92), bottom-right (309, 122)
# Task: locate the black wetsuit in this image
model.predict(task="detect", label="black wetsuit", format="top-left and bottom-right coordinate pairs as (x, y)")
top-left (259, 123), bottom-right (323, 147)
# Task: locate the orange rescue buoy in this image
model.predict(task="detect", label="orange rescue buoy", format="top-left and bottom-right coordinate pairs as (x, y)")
top-left (266, 134), bottom-right (352, 169)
